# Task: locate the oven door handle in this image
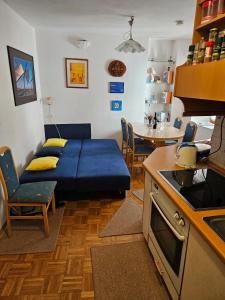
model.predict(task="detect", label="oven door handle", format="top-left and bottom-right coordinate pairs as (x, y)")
top-left (150, 193), bottom-right (185, 242)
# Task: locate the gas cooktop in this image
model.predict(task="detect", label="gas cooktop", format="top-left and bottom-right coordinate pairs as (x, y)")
top-left (159, 168), bottom-right (225, 211)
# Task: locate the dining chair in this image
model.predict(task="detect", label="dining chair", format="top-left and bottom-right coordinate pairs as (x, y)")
top-left (121, 118), bottom-right (149, 161)
top-left (182, 121), bottom-right (197, 142)
top-left (127, 123), bottom-right (155, 176)
top-left (0, 146), bottom-right (57, 237)
top-left (174, 117), bottom-right (183, 130)
top-left (165, 117), bottom-right (183, 146)
top-left (121, 117), bottom-right (128, 156)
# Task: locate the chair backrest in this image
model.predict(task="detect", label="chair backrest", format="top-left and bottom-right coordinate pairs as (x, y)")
top-left (0, 147), bottom-right (19, 201)
top-left (127, 122), bottom-right (134, 151)
top-left (182, 121), bottom-right (197, 143)
top-left (121, 118), bottom-right (128, 143)
top-left (174, 117), bottom-right (183, 129)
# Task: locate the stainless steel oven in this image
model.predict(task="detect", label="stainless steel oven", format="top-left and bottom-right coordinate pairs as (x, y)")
top-left (148, 181), bottom-right (190, 299)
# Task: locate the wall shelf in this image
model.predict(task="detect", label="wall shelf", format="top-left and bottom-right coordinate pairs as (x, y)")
top-left (174, 60), bottom-right (225, 115)
top-left (174, 0), bottom-right (225, 115)
top-left (196, 14), bottom-right (225, 33)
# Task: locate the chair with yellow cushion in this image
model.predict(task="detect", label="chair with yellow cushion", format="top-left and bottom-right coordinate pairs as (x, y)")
top-left (0, 146), bottom-right (57, 237)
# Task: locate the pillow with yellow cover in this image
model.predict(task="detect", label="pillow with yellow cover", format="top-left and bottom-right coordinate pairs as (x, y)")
top-left (43, 138), bottom-right (67, 147)
top-left (26, 157), bottom-right (59, 171)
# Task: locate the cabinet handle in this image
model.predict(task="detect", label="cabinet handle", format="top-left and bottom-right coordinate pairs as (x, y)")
top-left (154, 259), bottom-right (164, 276)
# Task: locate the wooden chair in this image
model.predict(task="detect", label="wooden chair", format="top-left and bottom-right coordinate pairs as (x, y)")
top-left (121, 118), bottom-right (151, 161)
top-left (127, 123), bottom-right (155, 176)
top-left (0, 146), bottom-right (57, 237)
top-left (182, 121), bottom-right (197, 142)
top-left (121, 117), bottom-right (128, 157)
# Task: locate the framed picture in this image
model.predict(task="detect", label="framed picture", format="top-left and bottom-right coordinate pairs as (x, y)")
top-left (65, 58), bottom-right (89, 88)
top-left (111, 100), bottom-right (122, 111)
top-left (109, 82), bottom-right (124, 93)
top-left (7, 46), bottom-right (37, 106)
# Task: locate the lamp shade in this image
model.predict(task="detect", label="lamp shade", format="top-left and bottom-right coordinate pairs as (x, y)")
top-left (115, 38), bottom-right (145, 53)
top-left (115, 16), bottom-right (145, 54)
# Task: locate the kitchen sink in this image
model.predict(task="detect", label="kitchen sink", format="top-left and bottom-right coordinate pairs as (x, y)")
top-left (204, 215), bottom-right (225, 242)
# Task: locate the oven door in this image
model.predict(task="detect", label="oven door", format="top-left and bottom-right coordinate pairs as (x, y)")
top-left (149, 193), bottom-right (187, 293)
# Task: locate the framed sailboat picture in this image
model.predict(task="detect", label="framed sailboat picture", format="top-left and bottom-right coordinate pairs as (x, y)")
top-left (7, 46), bottom-right (37, 106)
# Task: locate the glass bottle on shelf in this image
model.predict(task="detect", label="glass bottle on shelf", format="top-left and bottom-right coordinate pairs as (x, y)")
top-left (153, 112), bottom-right (158, 129)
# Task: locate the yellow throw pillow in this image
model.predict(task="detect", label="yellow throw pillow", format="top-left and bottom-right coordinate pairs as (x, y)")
top-left (43, 138), bottom-right (67, 147)
top-left (26, 157), bottom-right (59, 171)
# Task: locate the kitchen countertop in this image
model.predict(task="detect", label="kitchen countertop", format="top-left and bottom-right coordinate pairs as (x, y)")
top-left (143, 145), bottom-right (225, 262)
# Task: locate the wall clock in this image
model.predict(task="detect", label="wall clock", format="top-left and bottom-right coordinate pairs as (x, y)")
top-left (108, 60), bottom-right (126, 77)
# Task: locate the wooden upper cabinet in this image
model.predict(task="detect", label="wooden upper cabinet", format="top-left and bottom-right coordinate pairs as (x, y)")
top-left (174, 0), bottom-right (225, 116)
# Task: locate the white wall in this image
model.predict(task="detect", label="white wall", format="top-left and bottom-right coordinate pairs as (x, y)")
top-left (36, 28), bottom-right (148, 143)
top-left (0, 0), bottom-right (44, 228)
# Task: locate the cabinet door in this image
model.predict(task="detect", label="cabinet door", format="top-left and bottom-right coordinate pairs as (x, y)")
top-left (143, 172), bottom-right (152, 240)
top-left (181, 225), bottom-right (225, 300)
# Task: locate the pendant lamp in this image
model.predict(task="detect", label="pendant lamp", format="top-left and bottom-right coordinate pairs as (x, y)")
top-left (115, 16), bottom-right (145, 53)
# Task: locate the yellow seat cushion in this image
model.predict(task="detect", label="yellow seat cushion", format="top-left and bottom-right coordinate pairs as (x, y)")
top-left (43, 138), bottom-right (68, 147)
top-left (26, 157), bottom-right (59, 171)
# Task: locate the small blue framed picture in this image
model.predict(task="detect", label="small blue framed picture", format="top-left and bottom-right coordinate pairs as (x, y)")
top-left (109, 82), bottom-right (124, 93)
top-left (111, 100), bottom-right (122, 111)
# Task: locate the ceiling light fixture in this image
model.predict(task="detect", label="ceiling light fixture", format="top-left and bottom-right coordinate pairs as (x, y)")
top-left (175, 20), bottom-right (184, 26)
top-left (115, 16), bottom-right (145, 53)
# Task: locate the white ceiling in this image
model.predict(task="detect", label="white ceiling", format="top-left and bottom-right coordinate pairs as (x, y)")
top-left (4, 0), bottom-right (196, 38)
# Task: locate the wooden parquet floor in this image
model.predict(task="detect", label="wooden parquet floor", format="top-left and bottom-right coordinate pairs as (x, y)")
top-left (0, 174), bottom-right (145, 300)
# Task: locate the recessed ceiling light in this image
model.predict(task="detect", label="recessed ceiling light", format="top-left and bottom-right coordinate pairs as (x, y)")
top-left (175, 20), bottom-right (184, 25)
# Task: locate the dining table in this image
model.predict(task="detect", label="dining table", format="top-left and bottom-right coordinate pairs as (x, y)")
top-left (131, 122), bottom-right (185, 201)
top-left (132, 122), bottom-right (185, 147)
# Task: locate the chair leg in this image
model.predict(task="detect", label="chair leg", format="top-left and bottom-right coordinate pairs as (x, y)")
top-left (51, 193), bottom-right (56, 215)
top-left (6, 207), bottom-right (12, 237)
top-left (42, 204), bottom-right (49, 237)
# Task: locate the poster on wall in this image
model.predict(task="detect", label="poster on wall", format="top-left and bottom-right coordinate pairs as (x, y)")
top-left (7, 46), bottom-right (37, 106)
top-left (65, 58), bottom-right (89, 88)
top-left (109, 82), bottom-right (124, 93)
top-left (111, 100), bottom-right (122, 111)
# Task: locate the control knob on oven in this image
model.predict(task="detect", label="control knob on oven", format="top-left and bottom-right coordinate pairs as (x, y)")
top-left (173, 211), bottom-right (180, 220)
top-left (178, 217), bottom-right (185, 227)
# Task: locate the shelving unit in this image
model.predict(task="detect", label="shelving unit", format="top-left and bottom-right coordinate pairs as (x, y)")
top-left (196, 13), bottom-right (225, 33)
top-left (145, 58), bottom-right (174, 121)
top-left (174, 0), bottom-right (225, 116)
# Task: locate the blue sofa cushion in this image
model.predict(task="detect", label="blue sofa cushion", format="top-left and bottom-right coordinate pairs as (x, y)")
top-left (76, 139), bottom-right (130, 192)
top-left (35, 146), bottom-right (63, 157)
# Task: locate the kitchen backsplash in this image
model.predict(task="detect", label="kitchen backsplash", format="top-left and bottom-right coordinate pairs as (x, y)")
top-left (209, 116), bottom-right (225, 168)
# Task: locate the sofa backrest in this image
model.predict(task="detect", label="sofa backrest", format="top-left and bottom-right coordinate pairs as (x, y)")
top-left (44, 123), bottom-right (91, 140)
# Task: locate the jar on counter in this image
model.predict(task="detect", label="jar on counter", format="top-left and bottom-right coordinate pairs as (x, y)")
top-left (193, 43), bottom-right (200, 65)
top-left (220, 36), bottom-right (225, 59)
top-left (212, 37), bottom-right (223, 61)
top-left (204, 41), bottom-right (214, 62)
top-left (198, 38), bottom-right (206, 63)
top-left (201, 1), bottom-right (214, 23)
top-left (186, 45), bottom-right (195, 65)
top-left (218, 0), bottom-right (225, 14)
top-left (209, 28), bottom-right (218, 42)
top-left (211, 0), bottom-right (219, 17)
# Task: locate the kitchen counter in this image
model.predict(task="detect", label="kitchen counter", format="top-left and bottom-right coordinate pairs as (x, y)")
top-left (143, 145), bottom-right (225, 262)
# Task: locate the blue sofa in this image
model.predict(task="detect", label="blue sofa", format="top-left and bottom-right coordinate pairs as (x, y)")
top-left (20, 124), bottom-right (130, 198)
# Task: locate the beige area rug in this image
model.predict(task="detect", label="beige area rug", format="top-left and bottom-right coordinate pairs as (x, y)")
top-left (91, 241), bottom-right (169, 300)
top-left (0, 207), bottom-right (64, 255)
top-left (99, 199), bottom-right (143, 237)
top-left (132, 188), bottom-right (144, 201)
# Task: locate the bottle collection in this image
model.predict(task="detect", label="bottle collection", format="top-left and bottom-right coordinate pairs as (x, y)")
top-left (186, 27), bottom-right (225, 65)
top-left (201, 0), bottom-right (225, 24)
